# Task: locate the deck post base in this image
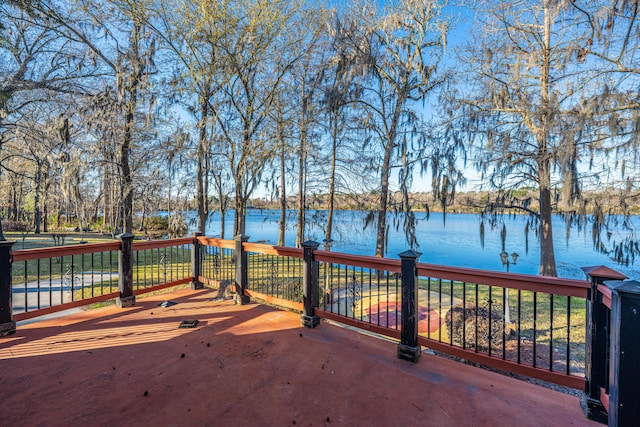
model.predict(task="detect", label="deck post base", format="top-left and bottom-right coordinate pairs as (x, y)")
top-left (301, 315), bottom-right (320, 328)
top-left (0, 321), bottom-right (16, 337)
top-left (580, 394), bottom-right (607, 424)
top-left (397, 343), bottom-right (421, 363)
top-left (116, 295), bottom-right (136, 308)
top-left (234, 294), bottom-right (250, 305)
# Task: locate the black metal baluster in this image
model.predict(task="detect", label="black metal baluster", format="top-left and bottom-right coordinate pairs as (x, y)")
top-left (566, 296), bottom-right (571, 376)
top-left (71, 256), bottom-right (75, 301)
top-left (502, 287), bottom-right (506, 360)
top-left (360, 267), bottom-right (364, 320)
top-left (427, 277), bottom-right (431, 335)
top-left (438, 278), bottom-right (443, 342)
top-left (475, 284), bottom-right (479, 352)
top-left (462, 282), bottom-right (467, 349)
top-left (23, 260), bottom-right (29, 312)
top-left (100, 251), bottom-right (104, 293)
top-left (395, 272), bottom-right (400, 330)
top-left (157, 247), bottom-right (161, 285)
top-left (49, 258), bottom-right (53, 306)
top-left (91, 252), bottom-right (95, 297)
top-left (367, 268), bottom-right (372, 323)
top-left (36, 259), bottom-right (41, 309)
top-left (450, 279), bottom-right (454, 345)
top-left (488, 285), bottom-right (492, 357)
top-left (517, 290), bottom-right (522, 364)
top-left (549, 294), bottom-right (554, 371)
top-left (385, 271), bottom-right (389, 329)
top-left (533, 291), bottom-right (538, 368)
top-left (81, 253), bottom-right (85, 298)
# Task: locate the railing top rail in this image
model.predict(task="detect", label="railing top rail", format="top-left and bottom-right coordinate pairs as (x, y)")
top-left (197, 236), bottom-right (235, 249)
top-left (132, 237), bottom-right (193, 251)
top-left (12, 241), bottom-right (121, 262)
top-left (597, 284), bottom-right (613, 309)
top-left (417, 262), bottom-right (590, 298)
top-left (242, 242), bottom-right (304, 258)
top-left (314, 250), bottom-right (402, 273)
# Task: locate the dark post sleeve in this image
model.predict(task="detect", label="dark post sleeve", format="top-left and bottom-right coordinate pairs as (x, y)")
top-left (0, 241), bottom-right (16, 336)
top-left (301, 240), bottom-right (320, 328)
top-left (234, 234), bottom-right (250, 305)
top-left (581, 266), bottom-right (626, 423)
top-left (116, 232), bottom-right (136, 308)
top-left (191, 232), bottom-right (204, 290)
top-left (398, 249), bottom-right (421, 363)
top-left (606, 279), bottom-right (640, 426)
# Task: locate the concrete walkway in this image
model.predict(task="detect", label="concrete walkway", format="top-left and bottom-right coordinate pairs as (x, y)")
top-left (12, 271), bottom-right (118, 312)
top-left (0, 288), bottom-right (598, 426)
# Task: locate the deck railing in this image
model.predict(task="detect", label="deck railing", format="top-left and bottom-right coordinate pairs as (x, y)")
top-left (1, 234), bottom-right (639, 425)
top-left (1, 235), bottom-right (195, 323)
top-left (414, 263), bottom-right (590, 389)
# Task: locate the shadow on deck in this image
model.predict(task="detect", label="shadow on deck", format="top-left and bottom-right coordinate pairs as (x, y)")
top-left (0, 288), bottom-right (597, 426)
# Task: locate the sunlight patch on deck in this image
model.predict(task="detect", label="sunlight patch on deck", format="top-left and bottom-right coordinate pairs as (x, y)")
top-left (0, 323), bottom-right (196, 359)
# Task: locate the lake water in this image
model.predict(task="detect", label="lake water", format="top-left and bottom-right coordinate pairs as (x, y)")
top-left (189, 208), bottom-right (640, 280)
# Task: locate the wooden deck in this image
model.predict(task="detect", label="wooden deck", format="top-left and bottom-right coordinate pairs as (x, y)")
top-left (0, 287), bottom-right (599, 426)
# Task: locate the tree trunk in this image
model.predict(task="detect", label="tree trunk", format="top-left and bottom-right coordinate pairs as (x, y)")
top-left (325, 120), bottom-right (338, 245)
top-left (296, 142), bottom-right (306, 247)
top-left (214, 172), bottom-right (226, 239)
top-left (121, 108), bottom-right (135, 234)
top-left (196, 92), bottom-right (209, 233)
top-left (278, 141), bottom-right (286, 246)
top-left (120, 29), bottom-right (140, 235)
top-left (11, 183), bottom-right (18, 221)
top-left (233, 177), bottom-right (246, 237)
top-left (43, 170), bottom-right (49, 233)
top-left (296, 105), bottom-right (308, 247)
top-left (34, 161), bottom-right (42, 234)
top-left (205, 151), bottom-right (210, 218)
top-left (167, 158), bottom-right (172, 231)
top-left (220, 207), bottom-right (226, 239)
top-left (140, 202), bottom-right (147, 232)
top-left (375, 142), bottom-right (392, 258)
top-left (538, 159), bottom-right (557, 276)
top-left (537, 1), bottom-right (557, 277)
top-left (103, 162), bottom-right (110, 231)
top-left (375, 98), bottom-right (403, 258)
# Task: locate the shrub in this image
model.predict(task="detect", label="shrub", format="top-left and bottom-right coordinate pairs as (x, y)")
top-left (169, 214), bottom-right (188, 237)
top-left (445, 303), bottom-right (506, 351)
top-left (146, 215), bottom-right (169, 231)
top-left (3, 219), bottom-right (31, 233)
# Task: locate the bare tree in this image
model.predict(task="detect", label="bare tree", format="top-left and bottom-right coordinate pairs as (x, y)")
top-left (339, 0), bottom-right (449, 256)
top-left (449, 0), bottom-right (636, 276)
top-left (212, 0), bottom-right (305, 237)
top-left (151, 0), bottom-right (233, 233)
top-left (568, 0), bottom-right (640, 263)
top-left (30, 0), bottom-right (158, 234)
top-left (0, 1), bottom-right (100, 239)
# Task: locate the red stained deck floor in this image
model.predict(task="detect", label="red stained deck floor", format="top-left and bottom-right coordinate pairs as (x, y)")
top-left (0, 288), bottom-right (598, 426)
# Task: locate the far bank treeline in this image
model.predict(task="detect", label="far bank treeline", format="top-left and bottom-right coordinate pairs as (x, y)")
top-left (252, 189), bottom-right (640, 216)
top-left (1, 1), bottom-right (639, 276)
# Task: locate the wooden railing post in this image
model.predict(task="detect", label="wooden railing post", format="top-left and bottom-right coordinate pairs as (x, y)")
top-left (604, 279), bottom-right (640, 427)
top-left (191, 232), bottom-right (203, 290)
top-left (398, 249), bottom-right (421, 363)
top-left (234, 234), bottom-right (250, 305)
top-left (581, 266), bottom-right (627, 423)
top-left (0, 241), bottom-right (16, 336)
top-left (116, 233), bottom-right (136, 308)
top-left (301, 240), bottom-right (320, 328)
